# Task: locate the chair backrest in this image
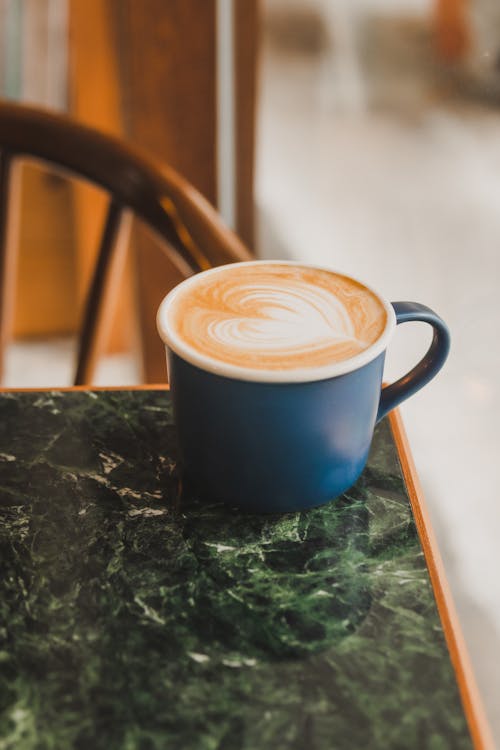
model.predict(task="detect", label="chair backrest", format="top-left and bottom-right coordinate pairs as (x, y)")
top-left (0, 101), bottom-right (252, 385)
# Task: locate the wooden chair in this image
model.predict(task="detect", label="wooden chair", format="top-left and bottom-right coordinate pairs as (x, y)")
top-left (0, 101), bottom-right (252, 385)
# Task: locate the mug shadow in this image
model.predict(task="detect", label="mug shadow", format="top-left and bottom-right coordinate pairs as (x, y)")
top-left (168, 429), bottom-right (411, 662)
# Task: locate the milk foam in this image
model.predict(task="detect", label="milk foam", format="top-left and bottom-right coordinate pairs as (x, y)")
top-left (163, 264), bottom-right (388, 373)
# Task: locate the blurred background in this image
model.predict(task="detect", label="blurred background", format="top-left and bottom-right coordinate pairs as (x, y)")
top-left (1, 0), bottom-right (500, 742)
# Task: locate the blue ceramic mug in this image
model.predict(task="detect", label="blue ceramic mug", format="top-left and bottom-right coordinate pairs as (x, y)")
top-left (157, 261), bottom-right (450, 513)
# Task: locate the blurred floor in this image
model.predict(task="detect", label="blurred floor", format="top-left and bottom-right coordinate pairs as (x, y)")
top-left (4, 338), bottom-right (140, 388)
top-left (257, 0), bottom-right (500, 742)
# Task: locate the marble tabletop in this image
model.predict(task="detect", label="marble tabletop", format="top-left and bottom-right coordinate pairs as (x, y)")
top-left (0, 389), bottom-right (474, 749)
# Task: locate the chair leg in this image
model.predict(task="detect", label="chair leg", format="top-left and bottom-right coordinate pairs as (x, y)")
top-left (74, 201), bottom-right (132, 385)
top-left (0, 153), bottom-right (21, 384)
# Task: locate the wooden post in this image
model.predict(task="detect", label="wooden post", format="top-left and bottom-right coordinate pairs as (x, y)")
top-left (234, 0), bottom-right (259, 250)
top-left (68, 0), bottom-right (134, 355)
top-left (112, 0), bottom-right (219, 383)
top-left (69, 0), bottom-right (258, 382)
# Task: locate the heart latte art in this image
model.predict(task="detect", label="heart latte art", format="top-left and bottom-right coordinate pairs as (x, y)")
top-left (165, 264), bottom-right (387, 372)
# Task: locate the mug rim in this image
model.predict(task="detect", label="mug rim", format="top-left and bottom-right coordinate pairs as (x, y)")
top-left (156, 260), bottom-right (397, 383)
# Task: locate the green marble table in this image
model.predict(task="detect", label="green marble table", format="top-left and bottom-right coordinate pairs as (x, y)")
top-left (0, 389), bottom-right (475, 749)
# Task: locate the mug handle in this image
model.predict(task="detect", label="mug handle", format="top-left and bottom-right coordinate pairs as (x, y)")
top-left (377, 301), bottom-right (451, 422)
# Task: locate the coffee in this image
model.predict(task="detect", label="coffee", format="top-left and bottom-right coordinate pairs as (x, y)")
top-left (157, 260), bottom-right (449, 511)
top-left (161, 262), bottom-right (387, 373)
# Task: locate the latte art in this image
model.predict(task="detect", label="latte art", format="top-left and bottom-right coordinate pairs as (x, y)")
top-left (161, 263), bottom-right (388, 374)
top-left (203, 283), bottom-right (358, 354)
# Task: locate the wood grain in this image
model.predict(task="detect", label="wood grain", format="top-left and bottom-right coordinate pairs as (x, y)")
top-left (67, 0), bottom-right (258, 380)
top-left (13, 165), bottom-right (78, 338)
top-left (68, 0), bottom-right (133, 353)
top-left (112, 0), bottom-right (218, 382)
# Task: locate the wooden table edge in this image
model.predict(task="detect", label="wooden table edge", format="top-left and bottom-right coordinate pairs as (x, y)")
top-left (0, 384), bottom-right (170, 393)
top-left (0, 385), bottom-right (493, 747)
top-left (388, 408), bottom-right (495, 750)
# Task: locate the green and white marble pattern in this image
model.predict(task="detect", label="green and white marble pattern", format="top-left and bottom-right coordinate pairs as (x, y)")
top-left (0, 390), bottom-right (472, 749)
